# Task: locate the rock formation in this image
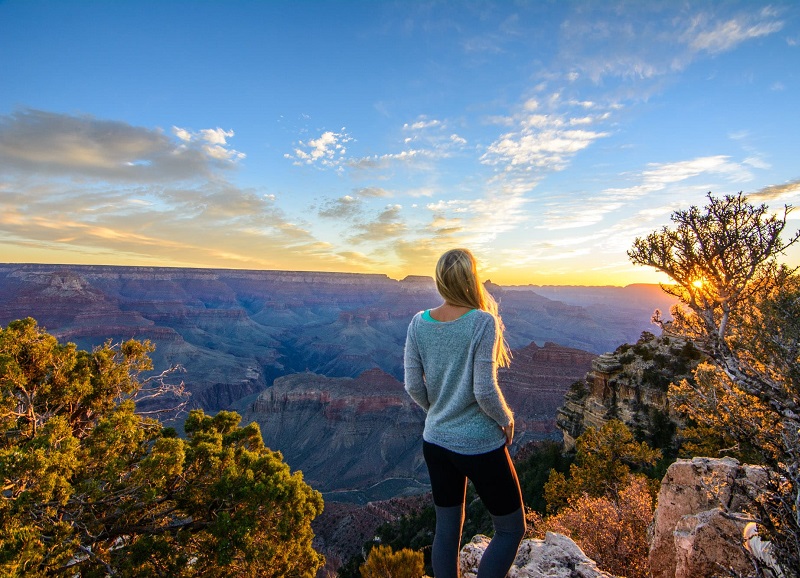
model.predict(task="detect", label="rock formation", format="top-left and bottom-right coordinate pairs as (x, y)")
top-left (460, 532), bottom-right (615, 577)
top-left (556, 332), bottom-right (703, 451)
top-left (649, 457), bottom-right (767, 578)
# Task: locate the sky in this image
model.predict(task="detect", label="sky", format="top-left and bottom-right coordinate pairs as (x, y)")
top-left (1, 0), bottom-right (799, 286)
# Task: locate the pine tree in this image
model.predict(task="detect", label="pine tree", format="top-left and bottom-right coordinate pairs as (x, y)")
top-left (0, 317), bottom-right (324, 577)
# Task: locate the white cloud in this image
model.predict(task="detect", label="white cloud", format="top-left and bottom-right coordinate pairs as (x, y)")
top-left (173, 126), bottom-right (192, 142)
top-left (482, 128), bottom-right (608, 171)
top-left (285, 129), bottom-right (353, 168)
top-left (199, 127), bottom-right (235, 145)
top-left (540, 155), bottom-right (758, 231)
top-left (173, 126), bottom-right (244, 161)
top-left (403, 118), bottom-right (442, 131)
top-left (686, 15), bottom-right (784, 55)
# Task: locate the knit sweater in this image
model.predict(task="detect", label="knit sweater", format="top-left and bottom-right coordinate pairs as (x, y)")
top-left (403, 309), bottom-right (514, 455)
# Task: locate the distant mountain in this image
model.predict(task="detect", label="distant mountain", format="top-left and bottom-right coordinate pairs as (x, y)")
top-left (0, 264), bottom-right (675, 417)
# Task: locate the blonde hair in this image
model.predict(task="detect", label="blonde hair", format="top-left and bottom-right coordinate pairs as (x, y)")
top-left (435, 248), bottom-right (512, 367)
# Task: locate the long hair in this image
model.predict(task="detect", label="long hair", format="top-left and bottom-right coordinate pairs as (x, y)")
top-left (435, 248), bottom-right (512, 367)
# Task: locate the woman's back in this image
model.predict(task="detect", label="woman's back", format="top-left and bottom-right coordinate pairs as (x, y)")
top-left (404, 309), bottom-right (511, 455)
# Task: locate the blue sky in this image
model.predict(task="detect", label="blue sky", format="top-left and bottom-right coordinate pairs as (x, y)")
top-left (1, 1), bottom-right (798, 285)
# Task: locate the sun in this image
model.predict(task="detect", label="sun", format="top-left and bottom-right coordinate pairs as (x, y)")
top-left (692, 279), bottom-right (704, 289)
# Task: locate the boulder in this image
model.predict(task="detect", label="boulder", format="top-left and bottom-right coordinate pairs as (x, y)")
top-left (460, 532), bottom-right (616, 577)
top-left (649, 457), bottom-right (767, 578)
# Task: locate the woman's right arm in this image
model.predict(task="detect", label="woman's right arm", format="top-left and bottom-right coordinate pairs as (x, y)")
top-left (403, 318), bottom-right (430, 411)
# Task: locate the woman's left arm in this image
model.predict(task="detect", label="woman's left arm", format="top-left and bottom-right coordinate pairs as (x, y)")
top-left (473, 316), bottom-right (514, 427)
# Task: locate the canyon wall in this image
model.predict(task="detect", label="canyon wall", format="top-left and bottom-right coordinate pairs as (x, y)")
top-left (244, 342), bottom-right (595, 499)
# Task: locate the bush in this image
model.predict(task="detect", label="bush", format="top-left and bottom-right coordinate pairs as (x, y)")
top-left (359, 545), bottom-right (424, 578)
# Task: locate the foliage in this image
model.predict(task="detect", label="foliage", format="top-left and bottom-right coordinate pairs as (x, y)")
top-left (543, 420), bottom-right (660, 514)
top-left (0, 317), bottom-right (324, 577)
top-left (541, 475), bottom-right (654, 578)
top-left (358, 544), bottom-right (424, 578)
top-left (517, 441), bottom-right (573, 514)
top-left (535, 422), bottom-right (658, 578)
top-left (629, 192), bottom-right (800, 575)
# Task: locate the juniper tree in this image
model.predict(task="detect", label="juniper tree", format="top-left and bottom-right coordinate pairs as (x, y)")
top-left (628, 192), bottom-right (800, 575)
top-left (0, 317), bottom-right (324, 577)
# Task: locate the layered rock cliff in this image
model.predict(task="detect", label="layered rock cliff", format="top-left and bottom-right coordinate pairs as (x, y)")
top-left (556, 332), bottom-right (704, 451)
top-left (498, 342), bottom-right (596, 448)
top-left (246, 368), bottom-right (428, 498)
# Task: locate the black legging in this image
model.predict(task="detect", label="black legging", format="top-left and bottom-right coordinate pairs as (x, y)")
top-left (423, 441), bottom-right (525, 577)
top-left (423, 441), bottom-right (522, 515)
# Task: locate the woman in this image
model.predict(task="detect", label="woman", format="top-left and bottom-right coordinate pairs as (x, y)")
top-left (404, 248), bottom-right (525, 578)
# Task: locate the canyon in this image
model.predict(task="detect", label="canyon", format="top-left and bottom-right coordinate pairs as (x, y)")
top-left (0, 263), bottom-right (675, 497)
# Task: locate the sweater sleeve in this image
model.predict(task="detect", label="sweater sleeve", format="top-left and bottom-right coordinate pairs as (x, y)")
top-left (472, 315), bottom-right (513, 426)
top-left (403, 315), bottom-right (429, 412)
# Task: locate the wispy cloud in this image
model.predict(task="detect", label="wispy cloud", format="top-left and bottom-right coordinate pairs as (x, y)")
top-left (0, 109), bottom-right (243, 182)
top-left (541, 155), bottom-right (758, 230)
top-left (349, 149), bottom-right (441, 172)
top-left (557, 3), bottom-right (785, 83)
top-left (683, 9), bottom-right (784, 55)
top-left (750, 179), bottom-right (800, 205)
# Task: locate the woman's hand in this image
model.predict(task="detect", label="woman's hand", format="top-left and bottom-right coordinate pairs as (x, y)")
top-left (501, 422), bottom-right (514, 446)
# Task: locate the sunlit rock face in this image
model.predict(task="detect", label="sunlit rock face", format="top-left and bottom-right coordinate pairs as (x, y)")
top-left (649, 457), bottom-right (767, 578)
top-left (556, 332), bottom-right (704, 451)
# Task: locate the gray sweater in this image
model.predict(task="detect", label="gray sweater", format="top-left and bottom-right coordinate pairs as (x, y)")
top-left (403, 309), bottom-right (514, 455)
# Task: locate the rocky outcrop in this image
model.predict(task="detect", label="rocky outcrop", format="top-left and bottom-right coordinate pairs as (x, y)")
top-left (461, 532), bottom-right (616, 577)
top-left (649, 457), bottom-right (767, 578)
top-left (556, 332), bottom-right (703, 450)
